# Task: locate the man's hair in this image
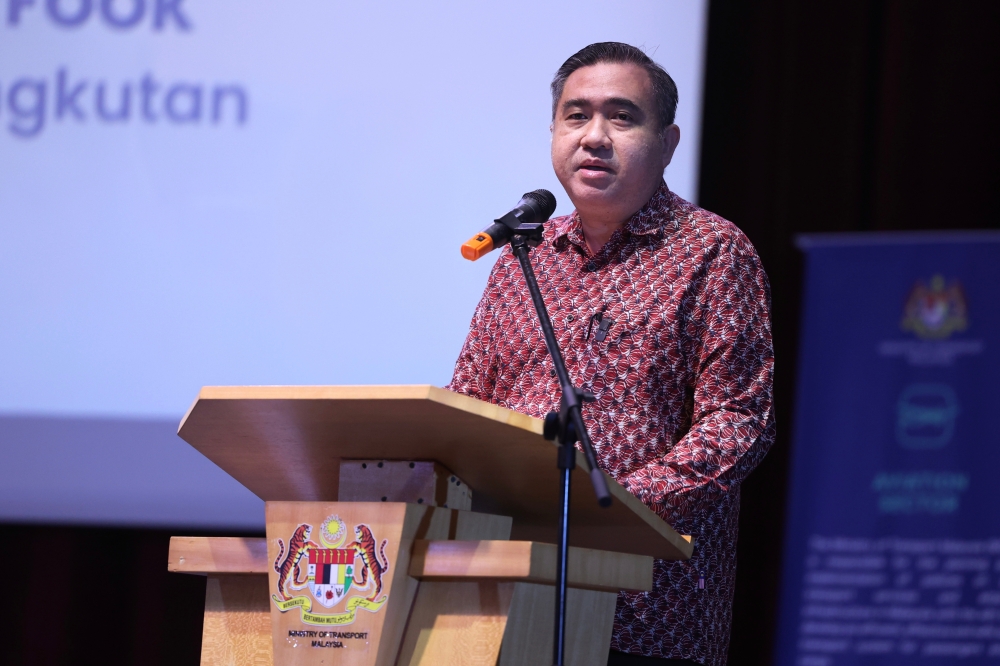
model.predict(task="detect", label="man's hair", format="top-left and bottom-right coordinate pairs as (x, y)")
top-left (550, 42), bottom-right (679, 132)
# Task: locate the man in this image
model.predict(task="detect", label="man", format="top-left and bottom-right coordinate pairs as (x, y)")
top-left (448, 42), bottom-right (775, 666)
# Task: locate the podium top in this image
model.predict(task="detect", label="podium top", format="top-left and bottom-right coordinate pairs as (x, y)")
top-left (178, 385), bottom-right (693, 561)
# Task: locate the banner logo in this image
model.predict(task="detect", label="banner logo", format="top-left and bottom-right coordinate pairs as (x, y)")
top-left (271, 516), bottom-right (390, 626)
top-left (896, 383), bottom-right (959, 449)
top-left (900, 274), bottom-right (968, 340)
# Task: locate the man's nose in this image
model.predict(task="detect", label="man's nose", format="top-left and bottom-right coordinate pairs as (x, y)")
top-left (580, 116), bottom-right (612, 151)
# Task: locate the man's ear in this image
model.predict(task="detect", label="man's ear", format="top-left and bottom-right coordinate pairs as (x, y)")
top-left (661, 124), bottom-right (681, 169)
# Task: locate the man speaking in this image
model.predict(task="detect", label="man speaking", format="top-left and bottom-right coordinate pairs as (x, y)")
top-left (448, 43), bottom-right (775, 666)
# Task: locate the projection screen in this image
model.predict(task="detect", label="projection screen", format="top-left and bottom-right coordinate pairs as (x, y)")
top-left (0, 0), bottom-right (709, 528)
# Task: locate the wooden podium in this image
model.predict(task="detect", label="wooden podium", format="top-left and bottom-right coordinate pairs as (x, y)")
top-left (168, 385), bottom-right (692, 666)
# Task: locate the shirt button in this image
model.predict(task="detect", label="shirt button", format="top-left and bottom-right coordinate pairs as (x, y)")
top-left (567, 314), bottom-right (576, 322)
top-left (549, 369), bottom-right (556, 378)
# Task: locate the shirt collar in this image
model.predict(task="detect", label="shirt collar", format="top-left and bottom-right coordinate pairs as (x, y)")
top-left (553, 181), bottom-right (678, 252)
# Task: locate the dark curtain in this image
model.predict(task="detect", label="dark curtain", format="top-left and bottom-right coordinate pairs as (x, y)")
top-left (0, 524), bottom-right (230, 665)
top-left (3, 2), bottom-right (999, 665)
top-left (700, 2), bottom-right (1000, 665)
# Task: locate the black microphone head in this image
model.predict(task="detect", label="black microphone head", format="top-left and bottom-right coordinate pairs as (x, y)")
top-left (520, 189), bottom-right (557, 221)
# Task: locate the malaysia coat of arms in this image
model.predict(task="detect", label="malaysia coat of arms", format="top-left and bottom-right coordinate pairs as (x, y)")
top-left (271, 515), bottom-right (390, 626)
top-left (900, 274), bottom-right (968, 340)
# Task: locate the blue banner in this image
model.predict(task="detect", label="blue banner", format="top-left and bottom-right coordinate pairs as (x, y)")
top-left (776, 232), bottom-right (1000, 666)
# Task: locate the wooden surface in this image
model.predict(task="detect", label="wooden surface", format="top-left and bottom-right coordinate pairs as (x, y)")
top-left (170, 536), bottom-right (652, 594)
top-left (173, 512), bottom-right (627, 666)
top-left (169, 537), bottom-right (269, 575)
top-left (200, 575), bottom-right (272, 666)
top-left (410, 540), bottom-right (652, 593)
top-left (396, 581), bottom-right (516, 666)
top-left (339, 460), bottom-right (472, 510)
top-left (189, 574), bottom-right (615, 666)
top-left (497, 583), bottom-right (618, 666)
top-left (178, 385), bottom-right (692, 561)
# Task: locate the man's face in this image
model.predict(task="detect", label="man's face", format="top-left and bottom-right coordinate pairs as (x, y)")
top-left (551, 62), bottom-right (679, 225)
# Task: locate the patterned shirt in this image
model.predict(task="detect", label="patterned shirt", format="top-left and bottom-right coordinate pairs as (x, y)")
top-left (447, 182), bottom-right (775, 666)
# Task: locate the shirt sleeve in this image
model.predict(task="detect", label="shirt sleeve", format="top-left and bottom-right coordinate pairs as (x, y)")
top-left (619, 232), bottom-right (776, 527)
top-left (445, 251), bottom-right (510, 401)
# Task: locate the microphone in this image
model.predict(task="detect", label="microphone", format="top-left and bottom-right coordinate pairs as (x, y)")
top-left (461, 189), bottom-right (557, 261)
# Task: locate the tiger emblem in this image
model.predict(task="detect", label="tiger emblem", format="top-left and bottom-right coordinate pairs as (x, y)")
top-left (273, 523), bottom-right (317, 601)
top-left (348, 524), bottom-right (389, 602)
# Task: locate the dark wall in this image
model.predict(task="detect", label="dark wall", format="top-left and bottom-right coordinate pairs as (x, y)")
top-left (700, 2), bottom-right (1000, 664)
top-left (0, 524), bottom-right (227, 665)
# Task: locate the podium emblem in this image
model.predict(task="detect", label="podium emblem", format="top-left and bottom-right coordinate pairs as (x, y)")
top-left (271, 514), bottom-right (390, 625)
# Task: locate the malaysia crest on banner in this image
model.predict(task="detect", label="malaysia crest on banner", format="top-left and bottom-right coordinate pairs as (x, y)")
top-left (308, 547), bottom-right (355, 608)
top-left (900, 274), bottom-right (968, 339)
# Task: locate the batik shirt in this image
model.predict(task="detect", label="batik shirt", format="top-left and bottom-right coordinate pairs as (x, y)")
top-left (447, 182), bottom-right (776, 666)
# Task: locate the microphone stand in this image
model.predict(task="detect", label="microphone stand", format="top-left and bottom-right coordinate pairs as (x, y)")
top-left (507, 231), bottom-right (612, 666)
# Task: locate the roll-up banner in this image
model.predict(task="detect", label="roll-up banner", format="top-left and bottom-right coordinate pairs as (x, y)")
top-left (776, 232), bottom-right (1000, 666)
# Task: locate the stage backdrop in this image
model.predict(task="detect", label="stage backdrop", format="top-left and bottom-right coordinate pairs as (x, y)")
top-left (0, 1), bottom-right (708, 528)
top-left (776, 232), bottom-right (1000, 666)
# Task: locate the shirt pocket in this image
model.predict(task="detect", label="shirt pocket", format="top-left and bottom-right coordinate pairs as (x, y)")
top-left (581, 301), bottom-right (652, 404)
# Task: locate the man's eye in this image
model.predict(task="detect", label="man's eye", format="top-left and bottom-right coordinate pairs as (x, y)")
top-left (614, 112), bottom-right (633, 122)
top-left (567, 112), bottom-right (587, 121)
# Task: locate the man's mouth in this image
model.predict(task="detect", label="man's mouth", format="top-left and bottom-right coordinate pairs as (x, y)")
top-left (579, 163), bottom-right (614, 173)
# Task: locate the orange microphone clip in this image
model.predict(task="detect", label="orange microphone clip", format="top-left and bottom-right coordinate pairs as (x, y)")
top-left (461, 232), bottom-right (494, 261)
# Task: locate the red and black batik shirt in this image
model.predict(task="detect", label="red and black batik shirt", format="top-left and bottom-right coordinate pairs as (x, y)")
top-left (447, 182), bottom-right (776, 666)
